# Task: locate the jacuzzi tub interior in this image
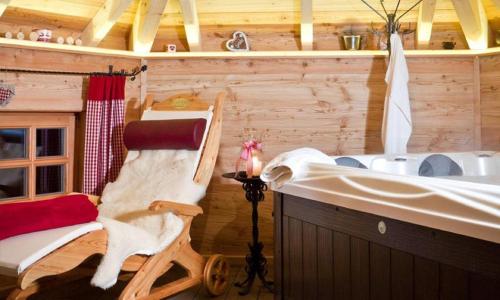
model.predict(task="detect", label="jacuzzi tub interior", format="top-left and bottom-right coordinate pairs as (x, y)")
top-left (333, 151), bottom-right (500, 185)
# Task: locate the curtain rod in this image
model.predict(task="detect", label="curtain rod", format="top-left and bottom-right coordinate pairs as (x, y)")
top-left (0, 65), bottom-right (147, 81)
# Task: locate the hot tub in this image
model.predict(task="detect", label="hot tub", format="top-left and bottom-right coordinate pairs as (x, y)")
top-left (276, 151), bottom-right (500, 244)
top-left (273, 151), bottom-right (500, 299)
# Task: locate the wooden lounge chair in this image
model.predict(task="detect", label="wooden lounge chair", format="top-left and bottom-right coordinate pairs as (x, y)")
top-left (4, 92), bottom-right (229, 300)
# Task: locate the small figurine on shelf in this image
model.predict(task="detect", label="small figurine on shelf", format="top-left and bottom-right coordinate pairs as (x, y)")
top-left (167, 44), bottom-right (176, 52)
top-left (36, 29), bottom-right (52, 42)
top-left (29, 31), bottom-right (38, 41)
top-left (442, 41), bottom-right (456, 49)
top-left (236, 138), bottom-right (263, 177)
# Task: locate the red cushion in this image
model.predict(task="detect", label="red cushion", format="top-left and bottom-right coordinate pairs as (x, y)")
top-left (123, 118), bottom-right (207, 151)
top-left (0, 194), bottom-right (98, 241)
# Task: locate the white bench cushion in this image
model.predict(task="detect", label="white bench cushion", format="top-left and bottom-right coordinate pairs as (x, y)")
top-left (0, 221), bottom-right (102, 276)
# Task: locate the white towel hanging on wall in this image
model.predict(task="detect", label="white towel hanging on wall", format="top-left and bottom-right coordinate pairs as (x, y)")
top-left (381, 33), bottom-right (412, 155)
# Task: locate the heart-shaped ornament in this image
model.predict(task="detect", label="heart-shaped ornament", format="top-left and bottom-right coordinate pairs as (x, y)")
top-left (226, 31), bottom-right (250, 52)
top-left (0, 83), bottom-right (15, 107)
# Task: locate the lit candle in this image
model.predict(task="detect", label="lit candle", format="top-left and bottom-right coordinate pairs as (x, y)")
top-left (252, 156), bottom-right (263, 177)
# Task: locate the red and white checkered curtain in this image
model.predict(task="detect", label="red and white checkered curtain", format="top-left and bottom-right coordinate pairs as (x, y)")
top-left (82, 75), bottom-right (126, 195)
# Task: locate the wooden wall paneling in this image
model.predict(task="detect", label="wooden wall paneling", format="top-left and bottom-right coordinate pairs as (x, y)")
top-left (80, 0), bottom-right (134, 47)
top-left (179, 0), bottom-right (202, 51)
top-left (390, 249), bottom-right (414, 300)
top-left (350, 237), bottom-right (369, 300)
top-left (129, 0), bottom-right (169, 53)
top-left (301, 222), bottom-right (317, 299)
top-left (473, 56), bottom-right (482, 149)
top-left (451, 0), bottom-right (489, 49)
top-left (439, 264), bottom-right (469, 300)
top-left (289, 194), bottom-right (500, 278)
top-left (333, 231), bottom-right (351, 299)
top-left (273, 192), bottom-right (283, 299)
top-left (152, 22), bottom-right (472, 53)
top-left (417, 0), bottom-right (437, 48)
top-left (98, 23), bottom-right (131, 50)
top-left (317, 226), bottom-right (334, 300)
top-left (0, 17), bottom-right (474, 52)
top-left (2, 0), bottom-right (500, 52)
top-left (146, 54), bottom-right (486, 256)
top-left (282, 215), bottom-right (290, 299)
top-left (300, 0), bottom-right (313, 50)
top-left (151, 26), bottom-right (188, 52)
top-left (0, 7), bottom-right (130, 50)
top-left (198, 24), bottom-right (300, 51)
top-left (288, 217), bottom-right (303, 299)
top-left (370, 243), bottom-right (391, 300)
top-left (5, 0), bottom-right (493, 28)
top-left (469, 272), bottom-right (500, 300)
top-left (426, 22), bottom-right (468, 49)
top-left (480, 54), bottom-right (500, 150)
top-left (0, 0), bottom-right (11, 16)
top-left (279, 192), bottom-right (500, 300)
top-left (414, 256), bottom-right (439, 300)
top-left (0, 47), bottom-right (141, 115)
top-left (407, 57), bottom-right (475, 152)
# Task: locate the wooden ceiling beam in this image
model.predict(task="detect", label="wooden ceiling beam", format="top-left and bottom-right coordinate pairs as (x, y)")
top-left (0, 0), bottom-right (11, 17)
top-left (300, 0), bottom-right (313, 50)
top-left (179, 0), bottom-right (201, 51)
top-left (416, 0), bottom-right (436, 49)
top-left (451, 0), bottom-right (488, 50)
top-left (80, 0), bottom-right (133, 47)
top-left (129, 0), bottom-right (169, 53)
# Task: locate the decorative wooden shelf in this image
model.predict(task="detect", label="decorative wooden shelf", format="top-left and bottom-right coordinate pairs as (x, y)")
top-left (1, 37), bottom-right (499, 59)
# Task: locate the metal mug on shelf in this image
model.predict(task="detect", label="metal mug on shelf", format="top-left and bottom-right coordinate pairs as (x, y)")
top-left (343, 35), bottom-right (362, 50)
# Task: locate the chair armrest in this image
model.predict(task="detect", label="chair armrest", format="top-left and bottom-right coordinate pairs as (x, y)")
top-left (149, 200), bottom-right (203, 217)
top-left (69, 192), bottom-right (100, 206)
top-left (87, 195), bottom-right (101, 206)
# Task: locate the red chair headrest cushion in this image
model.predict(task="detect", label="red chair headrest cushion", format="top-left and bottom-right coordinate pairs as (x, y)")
top-left (123, 118), bottom-right (207, 150)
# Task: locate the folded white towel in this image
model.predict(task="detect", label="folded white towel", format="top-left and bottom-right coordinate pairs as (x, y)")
top-left (260, 148), bottom-right (335, 189)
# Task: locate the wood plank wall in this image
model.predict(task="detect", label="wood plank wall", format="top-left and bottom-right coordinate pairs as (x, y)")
top-left (152, 23), bottom-right (469, 52)
top-left (0, 48), bottom-right (141, 115)
top-left (0, 9), bottom-right (469, 52)
top-left (0, 46), bottom-right (497, 256)
top-left (147, 55), bottom-right (476, 255)
top-left (480, 54), bottom-right (500, 149)
top-left (0, 7), bottom-right (130, 50)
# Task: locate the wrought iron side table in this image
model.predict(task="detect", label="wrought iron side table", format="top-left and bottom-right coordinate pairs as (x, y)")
top-left (223, 171), bottom-right (274, 295)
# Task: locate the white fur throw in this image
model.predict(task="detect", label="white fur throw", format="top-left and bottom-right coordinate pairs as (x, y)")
top-left (91, 150), bottom-right (206, 289)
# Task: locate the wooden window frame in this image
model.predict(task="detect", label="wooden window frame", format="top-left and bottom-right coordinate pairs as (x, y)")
top-left (0, 113), bottom-right (75, 203)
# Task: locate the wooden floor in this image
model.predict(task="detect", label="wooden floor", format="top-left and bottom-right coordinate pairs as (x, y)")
top-left (0, 260), bottom-right (274, 300)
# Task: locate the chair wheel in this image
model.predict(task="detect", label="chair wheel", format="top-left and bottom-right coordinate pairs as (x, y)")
top-left (203, 254), bottom-right (230, 296)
